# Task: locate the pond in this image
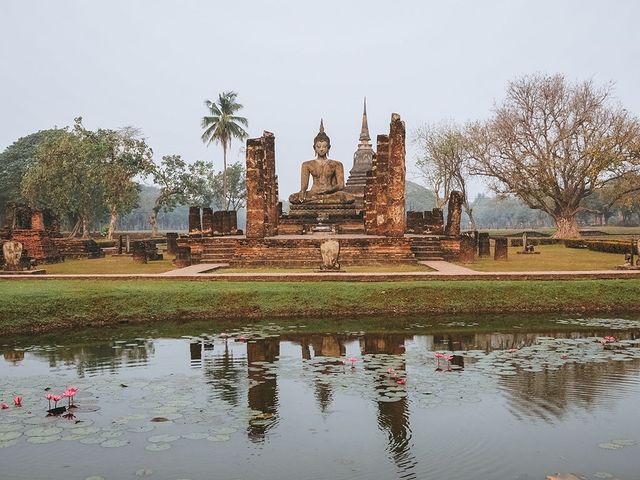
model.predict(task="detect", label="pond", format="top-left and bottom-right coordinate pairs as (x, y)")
top-left (1, 315), bottom-right (640, 480)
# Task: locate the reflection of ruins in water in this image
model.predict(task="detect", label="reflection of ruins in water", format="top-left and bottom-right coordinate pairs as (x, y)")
top-left (362, 334), bottom-right (418, 480)
top-left (246, 338), bottom-right (280, 442)
top-left (10, 340), bottom-right (154, 377)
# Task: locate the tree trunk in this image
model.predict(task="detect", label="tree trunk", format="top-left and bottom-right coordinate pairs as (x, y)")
top-left (463, 201), bottom-right (476, 231)
top-left (107, 206), bottom-right (118, 240)
top-left (68, 217), bottom-right (82, 238)
top-left (553, 215), bottom-right (580, 238)
top-left (81, 216), bottom-right (89, 239)
top-left (222, 142), bottom-right (228, 210)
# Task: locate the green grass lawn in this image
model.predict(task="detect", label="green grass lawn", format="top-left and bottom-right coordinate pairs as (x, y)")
top-left (1, 278), bottom-right (640, 335)
top-left (42, 255), bottom-right (176, 274)
top-left (465, 244), bottom-right (624, 271)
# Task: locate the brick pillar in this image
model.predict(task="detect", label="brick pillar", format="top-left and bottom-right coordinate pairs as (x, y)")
top-left (387, 113), bottom-right (406, 237)
top-left (31, 210), bottom-right (44, 231)
top-left (263, 132), bottom-right (278, 236)
top-left (166, 232), bottom-right (178, 255)
top-left (494, 237), bottom-right (508, 261)
top-left (459, 234), bottom-right (476, 264)
top-left (132, 241), bottom-right (147, 264)
top-left (478, 232), bottom-right (490, 257)
top-left (202, 208), bottom-right (214, 236)
top-left (246, 136), bottom-right (266, 238)
top-left (213, 211), bottom-right (224, 234)
top-left (445, 191), bottom-right (463, 236)
top-left (365, 135), bottom-right (389, 235)
top-left (188, 207), bottom-right (201, 236)
top-left (173, 246), bottom-right (191, 268)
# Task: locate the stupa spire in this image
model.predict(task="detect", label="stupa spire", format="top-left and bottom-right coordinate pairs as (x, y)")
top-left (359, 97), bottom-right (370, 142)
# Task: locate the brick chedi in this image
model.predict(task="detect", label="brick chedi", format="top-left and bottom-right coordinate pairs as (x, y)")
top-left (344, 98), bottom-right (375, 211)
top-left (246, 131), bottom-right (279, 238)
top-left (365, 113), bottom-right (406, 237)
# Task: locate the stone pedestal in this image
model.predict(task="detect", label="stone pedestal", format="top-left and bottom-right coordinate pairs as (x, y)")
top-left (478, 232), bottom-right (490, 257)
top-left (166, 233), bottom-right (178, 255)
top-left (459, 235), bottom-right (476, 264)
top-left (118, 235), bottom-right (124, 255)
top-left (132, 241), bottom-right (147, 264)
top-left (494, 237), bottom-right (508, 261)
top-left (173, 246), bottom-right (191, 268)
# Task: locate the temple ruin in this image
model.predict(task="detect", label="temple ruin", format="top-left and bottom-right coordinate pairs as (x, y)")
top-left (181, 107), bottom-right (463, 267)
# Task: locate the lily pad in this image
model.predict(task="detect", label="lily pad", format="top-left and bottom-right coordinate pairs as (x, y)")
top-left (148, 434), bottom-right (180, 443)
top-left (598, 442), bottom-right (624, 450)
top-left (0, 431), bottom-right (22, 441)
top-left (25, 427), bottom-right (63, 437)
top-left (145, 442), bottom-right (171, 452)
top-left (27, 435), bottom-right (60, 444)
top-left (101, 439), bottom-right (130, 448)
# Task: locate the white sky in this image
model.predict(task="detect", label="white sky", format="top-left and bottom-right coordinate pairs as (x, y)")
top-left (1, 0), bottom-right (639, 200)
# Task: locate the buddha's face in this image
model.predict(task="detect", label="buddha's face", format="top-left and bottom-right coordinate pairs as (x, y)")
top-left (314, 140), bottom-right (329, 157)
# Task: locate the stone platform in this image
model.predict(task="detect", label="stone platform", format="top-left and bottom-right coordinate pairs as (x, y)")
top-left (184, 234), bottom-right (455, 267)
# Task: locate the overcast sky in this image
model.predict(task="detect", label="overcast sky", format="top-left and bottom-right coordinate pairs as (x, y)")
top-left (2, 0), bottom-right (639, 199)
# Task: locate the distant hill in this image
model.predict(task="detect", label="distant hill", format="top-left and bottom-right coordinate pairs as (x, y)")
top-left (406, 180), bottom-right (437, 212)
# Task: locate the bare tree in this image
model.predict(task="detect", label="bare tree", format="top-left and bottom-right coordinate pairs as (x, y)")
top-left (414, 121), bottom-right (476, 229)
top-left (466, 74), bottom-right (640, 238)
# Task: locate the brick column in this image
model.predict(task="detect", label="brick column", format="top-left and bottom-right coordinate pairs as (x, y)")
top-left (188, 207), bottom-right (201, 236)
top-left (263, 132), bottom-right (279, 236)
top-left (445, 191), bottom-right (463, 236)
top-left (202, 208), bottom-right (214, 236)
top-left (387, 113), bottom-right (406, 237)
top-left (494, 237), bottom-right (508, 261)
top-left (246, 136), bottom-right (266, 238)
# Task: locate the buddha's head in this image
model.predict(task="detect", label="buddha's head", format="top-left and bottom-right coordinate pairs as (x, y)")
top-left (313, 119), bottom-right (331, 156)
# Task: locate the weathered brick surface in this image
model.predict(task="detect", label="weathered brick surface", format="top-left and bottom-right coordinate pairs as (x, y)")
top-left (494, 237), bottom-right (508, 261)
top-left (406, 209), bottom-right (444, 234)
top-left (188, 207), bottom-right (201, 236)
top-left (459, 234), bottom-right (476, 264)
top-left (364, 114), bottom-right (406, 237)
top-left (444, 191), bottom-right (463, 236)
top-left (202, 208), bottom-right (214, 236)
top-left (246, 132), bottom-right (279, 238)
top-left (387, 114), bottom-right (406, 237)
top-left (52, 238), bottom-right (104, 259)
top-left (478, 232), bottom-right (490, 257)
top-left (190, 236), bottom-right (417, 267)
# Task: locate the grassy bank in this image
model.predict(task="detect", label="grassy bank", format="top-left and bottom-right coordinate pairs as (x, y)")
top-left (1, 279), bottom-right (640, 335)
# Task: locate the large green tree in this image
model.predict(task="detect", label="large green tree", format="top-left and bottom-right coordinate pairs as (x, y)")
top-left (22, 122), bottom-right (107, 237)
top-left (0, 130), bottom-right (56, 219)
top-left (96, 126), bottom-right (154, 239)
top-left (21, 119), bottom-right (152, 238)
top-left (466, 74), bottom-right (640, 238)
top-left (201, 91), bottom-right (249, 209)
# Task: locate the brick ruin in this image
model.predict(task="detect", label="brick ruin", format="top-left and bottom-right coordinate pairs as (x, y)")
top-left (181, 112), bottom-right (466, 267)
top-left (0, 203), bottom-right (104, 266)
top-left (0, 204), bottom-right (62, 264)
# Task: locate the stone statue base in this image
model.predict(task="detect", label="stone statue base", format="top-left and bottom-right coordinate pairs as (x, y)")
top-left (288, 191), bottom-right (356, 205)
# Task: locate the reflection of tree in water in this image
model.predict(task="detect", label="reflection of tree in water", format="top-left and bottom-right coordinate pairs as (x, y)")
top-left (23, 340), bottom-right (154, 377)
top-left (503, 357), bottom-right (640, 422)
top-left (203, 341), bottom-right (244, 407)
top-left (246, 338), bottom-right (280, 442)
top-left (362, 334), bottom-right (418, 480)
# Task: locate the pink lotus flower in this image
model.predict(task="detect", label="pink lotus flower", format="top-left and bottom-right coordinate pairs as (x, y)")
top-left (396, 378), bottom-right (406, 385)
top-left (444, 354), bottom-right (454, 362)
top-left (13, 396), bottom-right (22, 407)
top-left (51, 395), bottom-right (62, 408)
top-left (63, 387), bottom-right (78, 406)
top-left (349, 357), bottom-right (357, 365)
top-left (219, 332), bottom-right (228, 339)
top-left (236, 335), bottom-right (246, 342)
top-left (45, 393), bottom-right (54, 409)
top-left (387, 368), bottom-right (396, 376)
top-left (0, 403), bottom-right (8, 409)
top-left (507, 348), bottom-right (518, 353)
top-left (560, 353), bottom-right (569, 360)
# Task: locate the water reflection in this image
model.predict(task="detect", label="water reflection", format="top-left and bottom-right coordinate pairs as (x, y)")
top-left (2, 321), bottom-right (640, 480)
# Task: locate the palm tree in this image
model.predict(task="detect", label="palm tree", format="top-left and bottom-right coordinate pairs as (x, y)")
top-left (201, 91), bottom-right (249, 209)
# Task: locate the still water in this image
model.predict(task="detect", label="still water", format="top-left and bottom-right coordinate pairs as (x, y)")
top-left (1, 316), bottom-right (640, 480)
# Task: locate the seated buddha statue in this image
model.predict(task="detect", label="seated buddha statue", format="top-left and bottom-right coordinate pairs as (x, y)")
top-left (288, 121), bottom-right (355, 205)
